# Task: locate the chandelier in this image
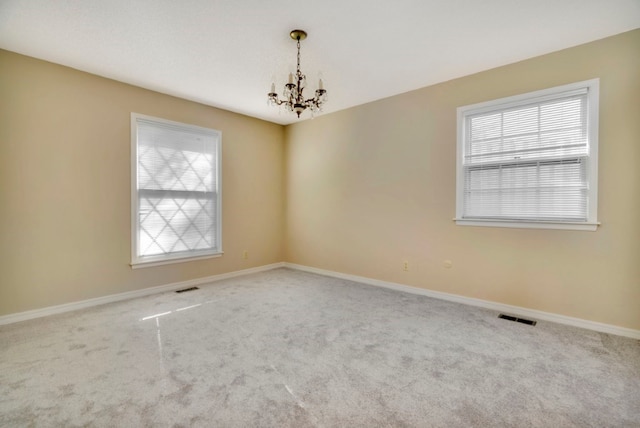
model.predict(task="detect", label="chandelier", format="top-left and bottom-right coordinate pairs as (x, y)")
top-left (268, 29), bottom-right (327, 118)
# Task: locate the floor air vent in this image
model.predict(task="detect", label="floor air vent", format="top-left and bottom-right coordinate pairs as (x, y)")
top-left (498, 314), bottom-right (537, 326)
top-left (175, 286), bottom-right (199, 293)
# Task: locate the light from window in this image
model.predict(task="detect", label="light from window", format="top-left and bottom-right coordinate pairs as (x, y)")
top-left (455, 79), bottom-right (599, 231)
top-left (131, 114), bottom-right (222, 267)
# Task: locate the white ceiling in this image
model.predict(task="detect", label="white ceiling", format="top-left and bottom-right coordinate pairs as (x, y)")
top-left (1, 1), bottom-right (639, 125)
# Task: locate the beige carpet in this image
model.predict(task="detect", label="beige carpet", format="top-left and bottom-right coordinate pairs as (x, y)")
top-left (1, 268), bottom-right (639, 426)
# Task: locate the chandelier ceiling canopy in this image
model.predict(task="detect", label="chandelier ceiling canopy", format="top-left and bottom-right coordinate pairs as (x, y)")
top-left (268, 30), bottom-right (327, 119)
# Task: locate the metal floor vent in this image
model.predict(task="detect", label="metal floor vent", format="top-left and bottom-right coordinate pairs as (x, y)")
top-left (498, 314), bottom-right (537, 326)
top-left (175, 286), bottom-right (199, 293)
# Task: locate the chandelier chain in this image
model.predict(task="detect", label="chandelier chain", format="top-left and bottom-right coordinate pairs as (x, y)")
top-left (297, 39), bottom-right (301, 76)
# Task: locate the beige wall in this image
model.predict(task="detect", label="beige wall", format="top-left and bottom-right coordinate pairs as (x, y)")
top-left (285, 29), bottom-right (640, 330)
top-left (2, 30), bottom-right (639, 331)
top-left (0, 50), bottom-right (285, 316)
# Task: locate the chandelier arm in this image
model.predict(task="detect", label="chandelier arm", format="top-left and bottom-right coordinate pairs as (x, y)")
top-left (305, 90), bottom-right (327, 103)
top-left (268, 93), bottom-right (285, 105)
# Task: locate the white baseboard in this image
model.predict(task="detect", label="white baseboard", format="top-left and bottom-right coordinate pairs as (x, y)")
top-left (284, 263), bottom-right (640, 340)
top-left (4, 261), bottom-right (638, 340)
top-left (0, 262), bottom-right (285, 326)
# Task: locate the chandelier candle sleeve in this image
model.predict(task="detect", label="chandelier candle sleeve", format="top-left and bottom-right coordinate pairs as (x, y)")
top-left (267, 29), bottom-right (328, 118)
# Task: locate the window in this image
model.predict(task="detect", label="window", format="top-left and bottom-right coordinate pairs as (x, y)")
top-left (131, 114), bottom-right (222, 268)
top-left (455, 79), bottom-right (599, 231)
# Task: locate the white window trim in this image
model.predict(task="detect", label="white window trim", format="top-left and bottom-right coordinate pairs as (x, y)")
top-left (455, 79), bottom-right (600, 231)
top-left (130, 113), bottom-right (223, 268)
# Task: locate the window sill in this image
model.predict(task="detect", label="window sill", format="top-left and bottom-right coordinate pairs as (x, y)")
top-left (454, 218), bottom-right (599, 231)
top-left (131, 251), bottom-right (223, 269)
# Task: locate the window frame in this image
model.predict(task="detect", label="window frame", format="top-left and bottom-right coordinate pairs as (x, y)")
top-left (455, 79), bottom-right (600, 231)
top-left (130, 113), bottom-right (223, 268)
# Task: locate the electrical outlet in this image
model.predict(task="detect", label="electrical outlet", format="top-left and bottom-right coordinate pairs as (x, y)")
top-left (242, 250), bottom-right (249, 260)
top-left (403, 261), bottom-right (409, 271)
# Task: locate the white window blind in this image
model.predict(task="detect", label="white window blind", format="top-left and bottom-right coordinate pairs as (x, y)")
top-left (456, 80), bottom-right (599, 230)
top-left (131, 114), bottom-right (222, 266)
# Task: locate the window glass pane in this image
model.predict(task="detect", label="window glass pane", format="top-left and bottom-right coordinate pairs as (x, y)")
top-left (463, 159), bottom-right (587, 221)
top-left (466, 94), bottom-right (587, 165)
top-left (502, 106), bottom-right (538, 136)
top-left (139, 193), bottom-right (216, 257)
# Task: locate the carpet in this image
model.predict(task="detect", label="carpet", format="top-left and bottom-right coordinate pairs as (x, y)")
top-left (1, 268), bottom-right (639, 426)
